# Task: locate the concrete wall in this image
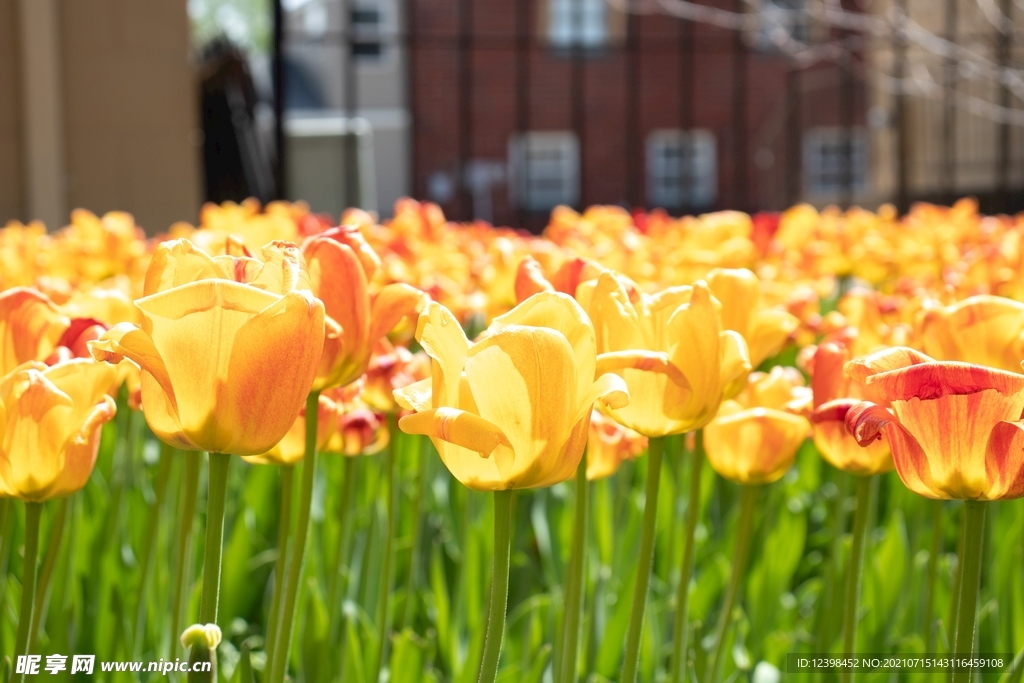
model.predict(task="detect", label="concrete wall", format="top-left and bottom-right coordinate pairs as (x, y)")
top-left (0, 0), bottom-right (23, 223)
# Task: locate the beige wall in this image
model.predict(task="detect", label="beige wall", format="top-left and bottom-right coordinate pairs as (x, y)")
top-left (2, 1), bottom-right (200, 232)
top-left (58, 0), bottom-right (201, 233)
top-left (0, 0), bottom-right (23, 222)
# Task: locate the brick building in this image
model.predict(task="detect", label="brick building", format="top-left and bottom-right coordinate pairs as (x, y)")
top-left (407, 0), bottom-right (867, 230)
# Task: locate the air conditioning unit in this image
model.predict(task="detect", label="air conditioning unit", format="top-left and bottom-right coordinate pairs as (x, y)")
top-left (284, 113), bottom-right (378, 217)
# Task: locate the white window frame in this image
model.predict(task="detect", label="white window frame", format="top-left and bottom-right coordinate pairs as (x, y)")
top-left (646, 129), bottom-right (717, 209)
top-left (508, 132), bottom-right (580, 211)
top-left (803, 127), bottom-right (868, 199)
top-left (548, 0), bottom-right (608, 49)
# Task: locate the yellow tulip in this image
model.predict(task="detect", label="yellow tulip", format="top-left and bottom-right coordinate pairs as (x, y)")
top-left (919, 295), bottom-right (1024, 373)
top-left (0, 288), bottom-right (70, 376)
top-left (704, 367), bottom-right (810, 485)
top-left (707, 268), bottom-right (800, 370)
top-left (303, 226), bottom-right (428, 390)
top-left (90, 238), bottom-right (325, 455)
top-left (394, 293), bottom-right (629, 491)
top-left (578, 271), bottom-right (750, 437)
top-left (586, 410), bottom-right (647, 481)
top-left (0, 359), bottom-right (117, 501)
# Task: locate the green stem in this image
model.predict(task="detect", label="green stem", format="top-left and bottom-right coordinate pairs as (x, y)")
top-left (199, 452), bottom-right (231, 625)
top-left (841, 475), bottom-right (874, 683)
top-left (670, 430), bottom-right (705, 683)
top-left (170, 450), bottom-right (202, 660)
top-left (558, 450), bottom-right (589, 683)
top-left (263, 464), bottom-right (294, 679)
top-left (925, 499), bottom-right (943, 652)
top-left (328, 456), bottom-right (357, 648)
top-left (706, 485), bottom-right (759, 683)
top-left (270, 391), bottom-right (320, 683)
top-left (135, 443), bottom-right (174, 656)
top-left (620, 436), bottom-right (665, 683)
top-left (400, 436), bottom-right (428, 631)
top-left (13, 502), bottom-right (42, 683)
top-left (948, 503), bottom-right (967, 652)
top-left (30, 497), bottom-right (69, 653)
top-left (951, 500), bottom-right (986, 683)
top-left (477, 489), bottom-right (514, 683)
top-left (373, 417), bottom-right (399, 682)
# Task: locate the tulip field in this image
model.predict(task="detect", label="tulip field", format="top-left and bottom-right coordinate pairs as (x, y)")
top-left (1, 198), bottom-right (1024, 683)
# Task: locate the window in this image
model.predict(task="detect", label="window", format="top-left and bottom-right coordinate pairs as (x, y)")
top-left (646, 130), bottom-right (717, 209)
top-left (350, 0), bottom-right (384, 61)
top-left (548, 0), bottom-right (608, 49)
top-left (803, 127), bottom-right (868, 197)
top-left (509, 132), bottom-right (580, 211)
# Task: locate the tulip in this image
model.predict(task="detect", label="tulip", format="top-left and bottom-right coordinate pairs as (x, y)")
top-left (90, 238), bottom-right (325, 455)
top-left (303, 226), bottom-right (428, 391)
top-left (707, 268), bottom-right (800, 371)
top-left (579, 271), bottom-right (751, 438)
top-left (0, 288), bottom-right (70, 377)
top-left (919, 294), bottom-right (1024, 373)
top-left (579, 271), bottom-right (749, 683)
top-left (89, 238), bottom-right (324, 678)
top-left (844, 347), bottom-right (1024, 677)
top-left (0, 359), bottom-right (117, 678)
top-left (807, 342), bottom-right (892, 674)
top-left (809, 342), bottom-right (892, 476)
top-left (702, 367), bottom-right (808, 683)
top-left (395, 292), bottom-right (628, 683)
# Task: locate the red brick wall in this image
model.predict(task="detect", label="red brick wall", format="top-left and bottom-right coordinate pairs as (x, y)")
top-left (410, 0), bottom-right (864, 229)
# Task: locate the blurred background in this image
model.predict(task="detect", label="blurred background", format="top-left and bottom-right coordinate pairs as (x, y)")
top-left (1, 0), bottom-right (1023, 234)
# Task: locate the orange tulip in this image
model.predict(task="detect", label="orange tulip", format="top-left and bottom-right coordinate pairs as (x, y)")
top-left (90, 239), bottom-right (325, 455)
top-left (0, 360), bottom-right (117, 500)
top-left (303, 226), bottom-right (428, 390)
top-left (919, 295), bottom-right (1024, 373)
top-left (809, 342), bottom-right (892, 475)
top-left (846, 347), bottom-right (1024, 499)
top-left (704, 367), bottom-right (810, 485)
top-left (0, 288), bottom-right (70, 376)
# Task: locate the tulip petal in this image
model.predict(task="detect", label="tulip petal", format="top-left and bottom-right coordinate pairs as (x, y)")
top-left (416, 302), bottom-right (469, 407)
top-left (704, 407), bottom-right (807, 485)
top-left (707, 268), bottom-right (760, 337)
top-left (368, 283), bottom-right (429, 351)
top-left (487, 291), bottom-right (596, 408)
top-left (986, 421), bottom-right (1024, 499)
top-left (747, 308), bottom-right (799, 367)
top-left (223, 290), bottom-right (325, 455)
top-left (595, 351), bottom-right (690, 393)
top-left (464, 324), bottom-right (578, 473)
top-left (48, 393), bottom-right (116, 499)
top-left (845, 346), bottom-right (934, 385)
top-left (812, 342), bottom-right (852, 407)
top-left (394, 377), bottom-right (433, 412)
top-left (305, 237), bottom-right (370, 367)
top-left (920, 295), bottom-right (1024, 373)
top-left (0, 288), bottom-right (70, 376)
top-left (867, 361), bottom-right (1024, 402)
top-left (719, 330), bottom-right (752, 400)
top-left (144, 239), bottom-right (229, 296)
top-left (89, 322), bottom-right (178, 411)
top-left (514, 256), bottom-right (555, 303)
top-left (845, 401), bottom-right (940, 498)
top-left (574, 372), bottom-right (630, 426)
top-left (399, 407), bottom-right (510, 456)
